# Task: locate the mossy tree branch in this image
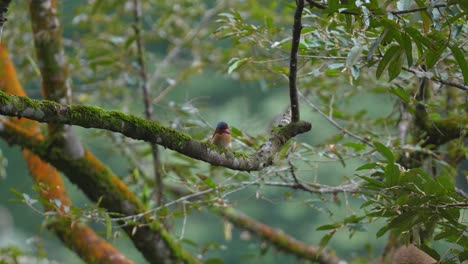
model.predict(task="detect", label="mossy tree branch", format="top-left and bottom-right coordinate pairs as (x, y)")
top-left (0, 91), bottom-right (312, 171)
top-left (415, 104), bottom-right (467, 147)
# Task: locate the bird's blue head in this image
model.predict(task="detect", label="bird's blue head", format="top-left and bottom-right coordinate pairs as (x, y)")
top-left (216, 121), bottom-right (229, 130)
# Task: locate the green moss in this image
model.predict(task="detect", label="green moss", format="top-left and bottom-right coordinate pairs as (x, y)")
top-left (233, 151), bottom-right (249, 159)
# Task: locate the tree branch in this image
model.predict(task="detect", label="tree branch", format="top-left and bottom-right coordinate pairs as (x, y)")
top-left (28, 1), bottom-right (70, 105)
top-left (215, 207), bottom-right (342, 264)
top-left (289, 0), bottom-right (304, 122)
top-left (0, 92), bottom-right (312, 171)
top-left (0, 0), bottom-right (11, 41)
top-left (402, 67), bottom-right (468, 91)
top-left (132, 0), bottom-right (164, 205)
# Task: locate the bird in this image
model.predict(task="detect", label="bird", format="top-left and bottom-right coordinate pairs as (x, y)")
top-left (211, 121), bottom-right (231, 149)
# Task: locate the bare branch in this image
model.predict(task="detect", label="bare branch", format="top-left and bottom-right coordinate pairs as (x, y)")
top-left (216, 206), bottom-right (343, 264)
top-left (289, 0), bottom-right (304, 122)
top-left (132, 0), bottom-right (164, 205)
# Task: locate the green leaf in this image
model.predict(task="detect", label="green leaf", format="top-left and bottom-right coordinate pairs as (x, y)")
top-left (346, 44), bottom-right (363, 69)
top-left (229, 126), bottom-right (243, 137)
top-left (376, 45), bottom-right (400, 79)
top-left (124, 35), bottom-right (137, 50)
top-left (227, 58), bottom-right (249, 75)
top-left (360, 176), bottom-right (386, 188)
top-left (399, 32), bottom-right (413, 66)
top-left (385, 163), bottom-right (400, 186)
top-left (449, 45), bottom-right (468, 84)
top-left (181, 238), bottom-right (198, 247)
top-left (367, 29), bottom-right (388, 62)
top-left (328, 0), bottom-right (339, 12)
top-left (343, 142), bottom-right (366, 151)
top-left (317, 223), bottom-right (340, 231)
top-left (388, 49), bottom-right (404, 81)
top-left (331, 149), bottom-right (346, 167)
top-left (388, 212), bottom-right (419, 231)
top-left (319, 232), bottom-right (335, 248)
top-left (197, 174), bottom-right (217, 189)
top-left (390, 86), bottom-right (410, 103)
top-left (404, 27), bottom-right (430, 54)
top-left (105, 213), bottom-right (112, 240)
top-left (426, 47), bottom-right (444, 69)
top-left (415, 0), bottom-right (432, 35)
top-left (420, 244), bottom-right (441, 261)
top-left (360, 200), bottom-right (374, 208)
top-left (373, 142), bottom-right (394, 162)
top-left (376, 224), bottom-right (390, 238)
top-left (356, 163), bottom-right (378, 171)
top-left (343, 214), bottom-right (366, 224)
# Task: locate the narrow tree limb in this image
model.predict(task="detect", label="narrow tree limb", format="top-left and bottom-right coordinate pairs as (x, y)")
top-left (29, 1), bottom-right (70, 104)
top-left (215, 207), bottom-right (342, 264)
top-left (0, 91), bottom-right (312, 171)
top-left (0, 119), bottom-right (198, 264)
top-left (29, 1), bottom-right (85, 164)
top-left (413, 72), bottom-right (467, 147)
top-left (289, 0), bottom-right (304, 123)
top-left (414, 103), bottom-right (467, 146)
top-left (132, 0), bottom-right (164, 205)
top-left (0, 0), bottom-right (11, 41)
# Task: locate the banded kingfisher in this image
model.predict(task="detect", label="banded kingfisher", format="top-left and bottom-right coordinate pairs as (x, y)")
top-left (211, 121), bottom-right (231, 148)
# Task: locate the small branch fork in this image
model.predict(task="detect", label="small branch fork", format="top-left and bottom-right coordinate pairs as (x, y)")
top-left (288, 161), bottom-right (363, 194)
top-left (289, 0), bottom-right (304, 123)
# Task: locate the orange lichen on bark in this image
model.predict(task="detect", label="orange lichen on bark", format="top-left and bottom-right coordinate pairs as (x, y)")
top-left (0, 44), bottom-right (134, 263)
top-left (23, 150), bottom-right (71, 211)
top-left (0, 43), bottom-right (69, 210)
top-left (59, 222), bottom-right (132, 264)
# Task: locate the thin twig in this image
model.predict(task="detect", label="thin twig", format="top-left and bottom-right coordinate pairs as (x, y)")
top-left (402, 67), bottom-right (468, 91)
top-left (289, 0), bottom-right (304, 122)
top-left (132, 0), bottom-right (164, 205)
top-left (390, 4), bottom-right (447, 15)
top-left (298, 90), bottom-right (374, 147)
top-left (306, 0), bottom-right (448, 16)
top-left (112, 188), bottom-right (216, 222)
